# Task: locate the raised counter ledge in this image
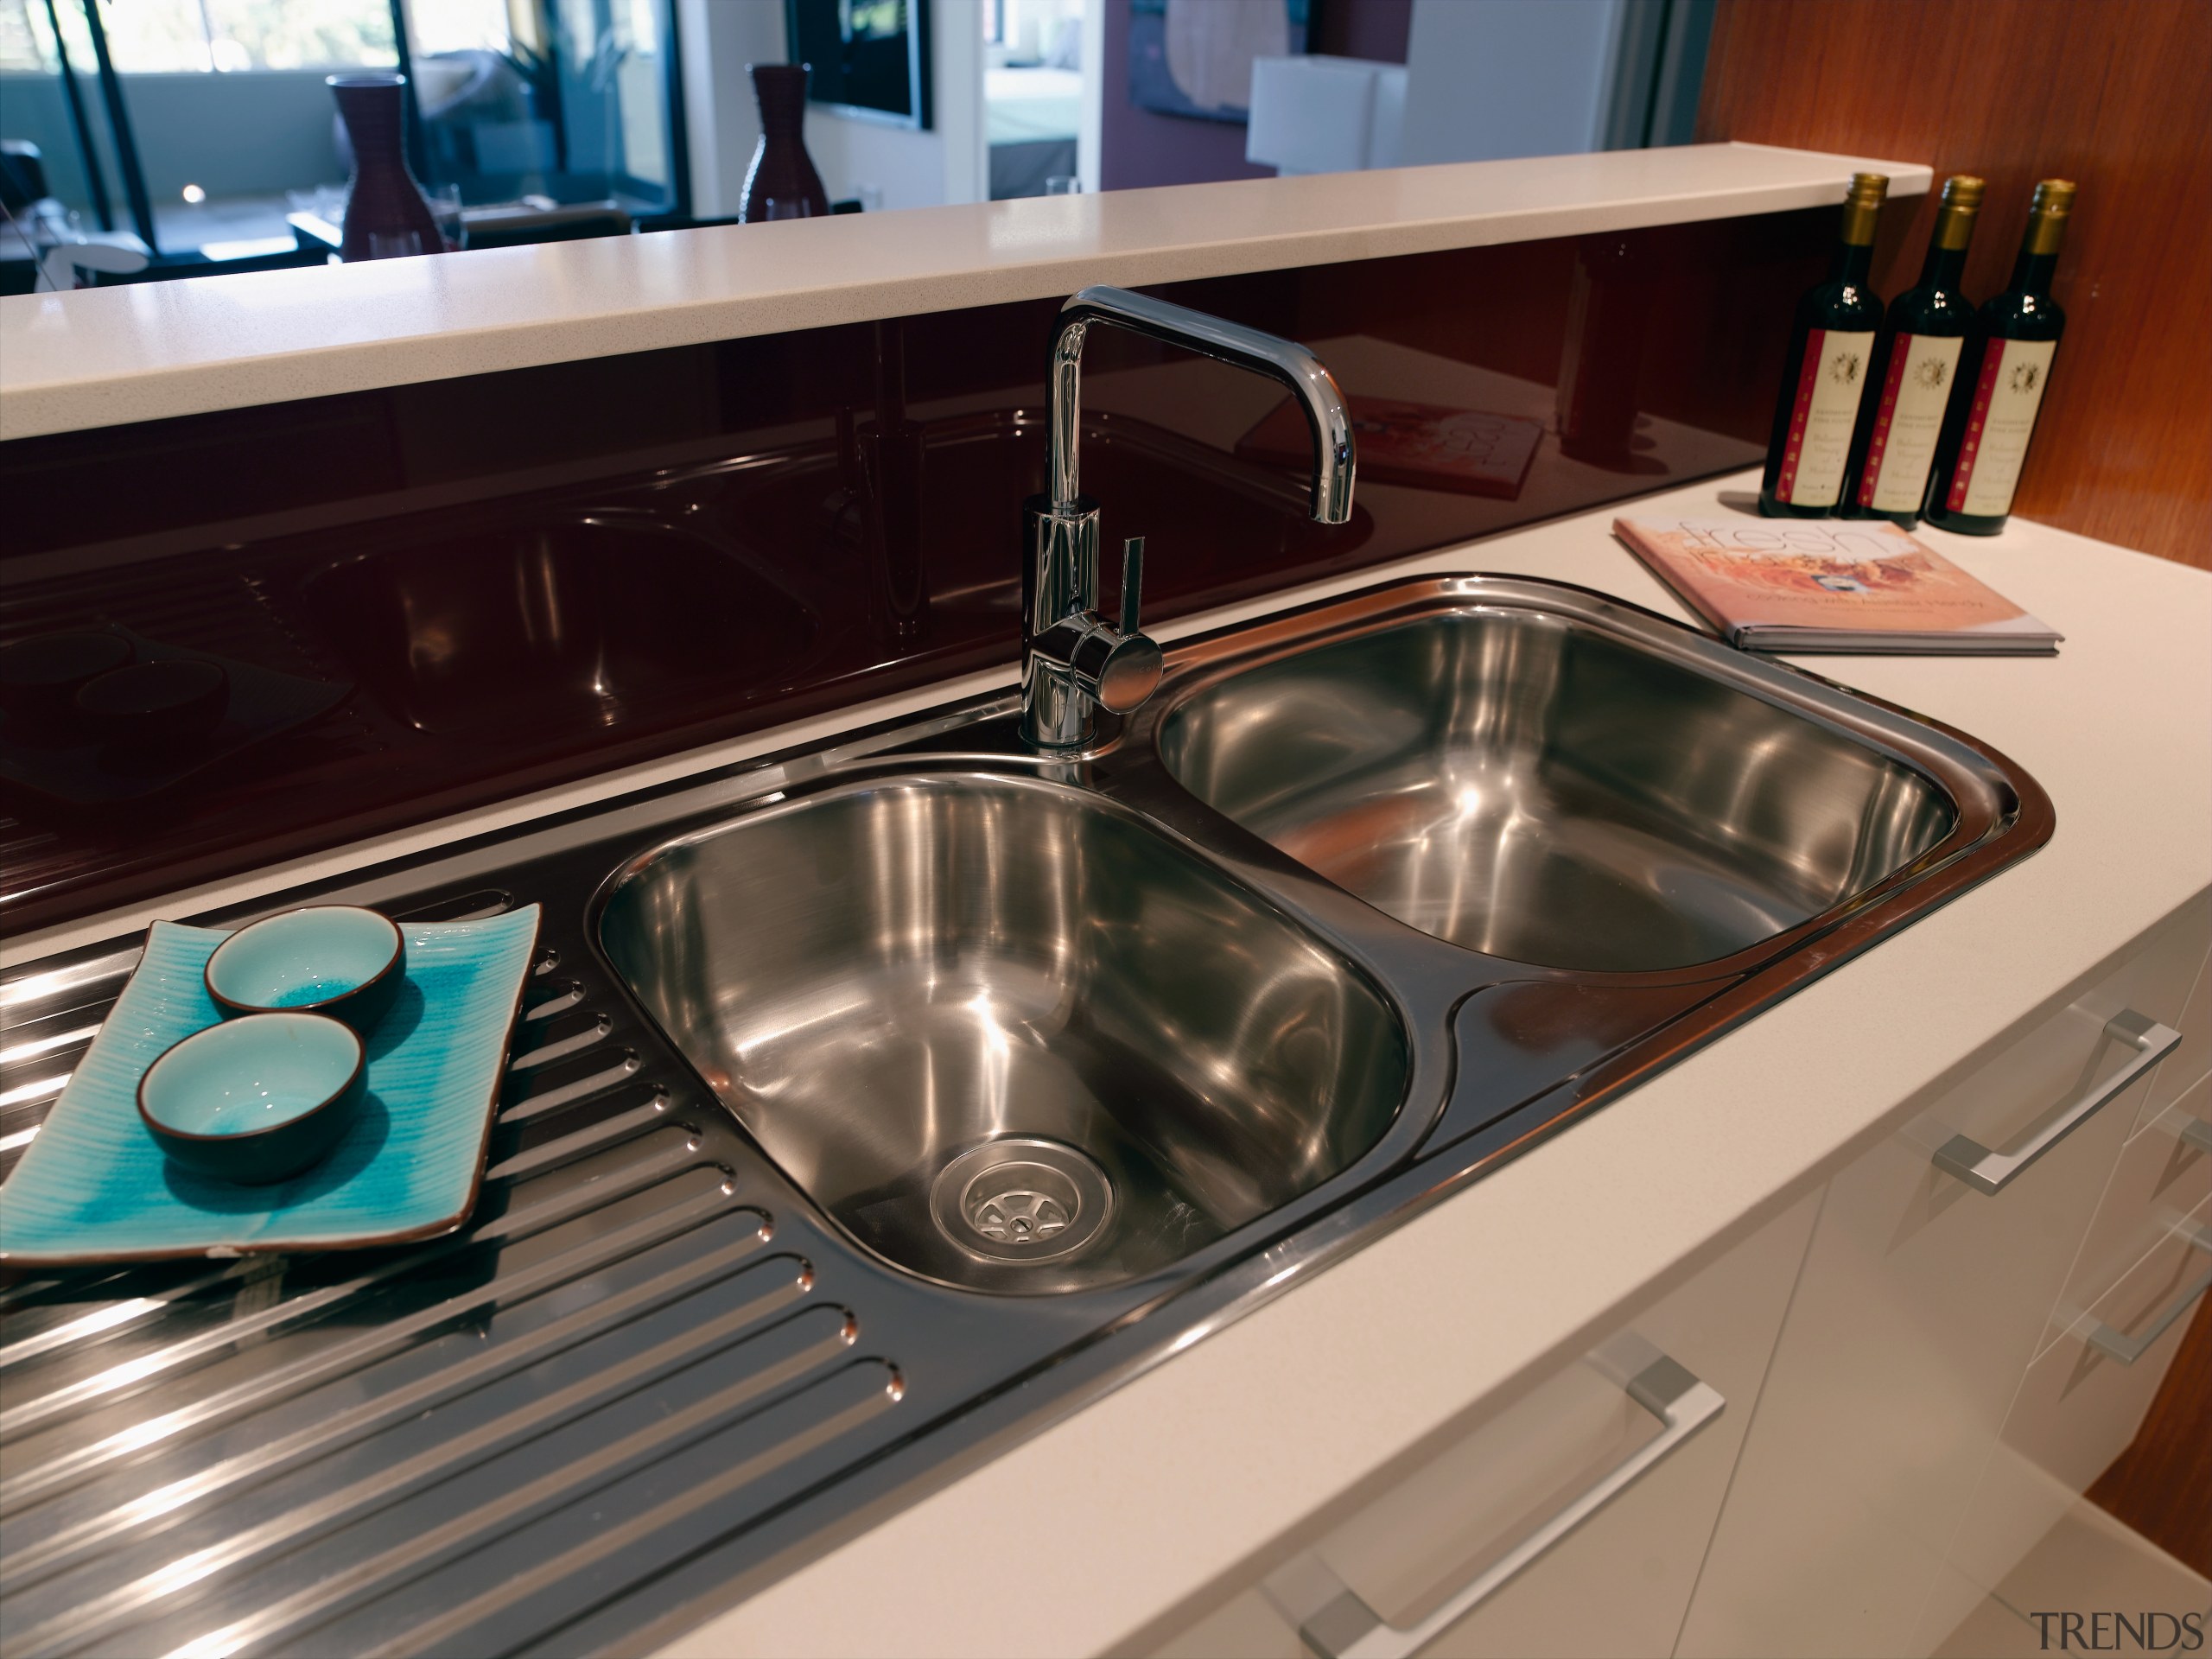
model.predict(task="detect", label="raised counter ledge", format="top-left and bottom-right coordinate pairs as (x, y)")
top-left (0, 143), bottom-right (1927, 442)
top-left (645, 478), bottom-right (2212, 1659)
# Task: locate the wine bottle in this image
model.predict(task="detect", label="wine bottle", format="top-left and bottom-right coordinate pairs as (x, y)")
top-left (1846, 175), bottom-right (1984, 525)
top-left (1924, 180), bottom-right (2075, 535)
top-left (1758, 172), bottom-right (1888, 518)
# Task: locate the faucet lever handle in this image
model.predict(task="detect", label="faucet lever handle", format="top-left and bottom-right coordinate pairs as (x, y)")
top-left (1119, 536), bottom-right (1145, 636)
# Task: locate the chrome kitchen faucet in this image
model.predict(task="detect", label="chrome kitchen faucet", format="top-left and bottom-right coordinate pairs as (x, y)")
top-left (1020, 285), bottom-right (1357, 749)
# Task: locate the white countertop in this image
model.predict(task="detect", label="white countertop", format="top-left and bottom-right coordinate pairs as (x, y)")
top-left (0, 465), bottom-right (2199, 1649)
top-left (634, 477), bottom-right (2209, 1658)
top-left (0, 143), bottom-right (1928, 442)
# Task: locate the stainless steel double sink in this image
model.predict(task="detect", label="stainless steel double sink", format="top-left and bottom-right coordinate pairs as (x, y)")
top-left (601, 573), bottom-right (2044, 1297)
top-left (0, 571), bottom-right (2053, 1659)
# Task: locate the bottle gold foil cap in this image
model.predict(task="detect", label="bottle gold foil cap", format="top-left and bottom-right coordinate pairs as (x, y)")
top-left (1934, 175), bottom-right (1985, 250)
top-left (1840, 172), bottom-right (1888, 245)
top-left (2026, 179), bottom-right (2077, 255)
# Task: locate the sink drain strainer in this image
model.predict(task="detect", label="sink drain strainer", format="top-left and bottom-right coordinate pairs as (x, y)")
top-left (929, 1138), bottom-right (1113, 1263)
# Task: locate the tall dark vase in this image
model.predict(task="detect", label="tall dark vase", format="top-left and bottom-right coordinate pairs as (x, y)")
top-left (741, 64), bottom-right (830, 222)
top-left (328, 73), bottom-right (444, 261)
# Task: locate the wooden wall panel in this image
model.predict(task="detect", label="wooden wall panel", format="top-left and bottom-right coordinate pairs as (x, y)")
top-left (2085, 1289), bottom-right (2212, 1575)
top-left (1697, 0), bottom-right (2212, 568)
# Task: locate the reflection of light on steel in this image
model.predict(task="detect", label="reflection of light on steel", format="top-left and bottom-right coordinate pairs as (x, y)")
top-left (0, 1023), bottom-right (99, 1066)
top-left (0, 1072), bottom-right (70, 1109)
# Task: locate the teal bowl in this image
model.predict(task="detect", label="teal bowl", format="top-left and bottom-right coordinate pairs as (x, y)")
top-left (204, 906), bottom-right (404, 1034)
top-left (137, 1012), bottom-right (364, 1184)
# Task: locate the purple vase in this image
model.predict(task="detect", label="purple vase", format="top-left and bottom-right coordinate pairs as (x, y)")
top-left (741, 65), bottom-right (830, 223)
top-left (328, 73), bottom-right (444, 261)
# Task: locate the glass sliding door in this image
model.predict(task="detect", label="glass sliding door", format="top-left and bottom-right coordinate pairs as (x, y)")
top-left (0, 0), bottom-right (130, 286)
top-left (93, 0), bottom-right (397, 257)
top-left (400, 0), bottom-right (678, 215)
top-left (2, 0), bottom-right (117, 221)
top-left (0, 0), bottom-right (684, 273)
top-left (404, 0), bottom-right (562, 203)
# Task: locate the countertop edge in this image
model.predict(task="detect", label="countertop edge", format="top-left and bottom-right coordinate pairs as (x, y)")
top-left (0, 143), bottom-right (1931, 441)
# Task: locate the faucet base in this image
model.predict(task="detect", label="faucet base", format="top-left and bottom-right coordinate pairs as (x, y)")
top-left (1022, 494), bottom-right (1103, 750)
top-left (1020, 671), bottom-right (1093, 751)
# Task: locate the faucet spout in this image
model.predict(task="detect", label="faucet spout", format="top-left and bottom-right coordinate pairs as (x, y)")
top-left (1022, 285), bottom-right (1357, 752)
top-left (1046, 285), bottom-right (1355, 522)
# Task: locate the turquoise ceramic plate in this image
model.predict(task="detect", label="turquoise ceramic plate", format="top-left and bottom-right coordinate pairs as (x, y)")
top-left (0, 906), bottom-right (540, 1265)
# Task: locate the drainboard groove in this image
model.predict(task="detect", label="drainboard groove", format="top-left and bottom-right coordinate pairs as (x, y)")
top-left (484, 1090), bottom-right (680, 1183)
top-left (499, 1051), bottom-right (643, 1124)
top-left (0, 1068), bottom-right (72, 1122)
top-left (0, 1164), bottom-right (751, 1512)
top-left (7, 1287), bottom-right (839, 1659)
top-left (0, 1022), bottom-right (101, 1070)
top-left (521, 979), bottom-right (587, 1020)
top-left (0, 1128), bottom-right (721, 1445)
top-left (362, 1362), bottom-right (902, 1659)
top-left (0, 950), bottom-right (134, 1015)
top-left (508, 1013), bottom-right (613, 1069)
top-left (0, 1230), bottom-right (798, 1592)
top-left (0, 1257), bottom-right (172, 1320)
top-left (0, 1275), bottom-right (86, 1316)
top-left (0, 1261), bottom-right (263, 1373)
top-left (101, 1335), bottom-right (881, 1659)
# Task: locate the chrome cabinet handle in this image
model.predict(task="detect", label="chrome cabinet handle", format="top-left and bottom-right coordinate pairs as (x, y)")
top-left (1933, 1011), bottom-right (2182, 1196)
top-left (2084, 1221), bottom-right (2212, 1364)
top-left (1263, 1343), bottom-right (1724, 1659)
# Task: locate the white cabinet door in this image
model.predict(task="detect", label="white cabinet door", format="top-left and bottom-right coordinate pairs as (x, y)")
top-left (2133, 902), bottom-right (2212, 1136)
top-left (1919, 906), bottom-right (2211, 1651)
top-left (2048, 1070), bottom-right (2212, 1360)
top-left (1148, 1193), bottom-right (1817, 1659)
top-left (1676, 906), bottom-right (2207, 1659)
top-left (1920, 1159), bottom-right (2212, 1659)
top-left (1915, 1193), bottom-right (2210, 1654)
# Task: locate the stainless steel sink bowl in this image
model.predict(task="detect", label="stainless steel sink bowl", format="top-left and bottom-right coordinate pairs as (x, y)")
top-left (1156, 600), bottom-right (1961, 971)
top-left (599, 771), bottom-right (1410, 1293)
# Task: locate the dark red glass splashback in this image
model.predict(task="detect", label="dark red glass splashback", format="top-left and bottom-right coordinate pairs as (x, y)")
top-left (0, 207), bottom-right (1847, 935)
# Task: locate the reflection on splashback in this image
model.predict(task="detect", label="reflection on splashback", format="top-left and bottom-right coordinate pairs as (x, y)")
top-left (0, 207), bottom-right (1845, 934)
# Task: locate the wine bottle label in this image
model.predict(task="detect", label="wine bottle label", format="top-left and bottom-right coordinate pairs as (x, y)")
top-left (1857, 333), bottom-right (1966, 512)
top-left (1946, 337), bottom-right (2058, 518)
top-left (1777, 328), bottom-right (1877, 507)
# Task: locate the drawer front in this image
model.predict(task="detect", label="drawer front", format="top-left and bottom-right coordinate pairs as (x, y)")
top-left (1924, 896), bottom-right (2200, 1198)
top-left (1146, 1195), bottom-right (1818, 1659)
top-left (1926, 1194), bottom-right (2211, 1643)
top-left (2048, 1070), bottom-right (2212, 1354)
top-left (2136, 908), bottom-right (2212, 1137)
top-left (1676, 927), bottom-right (2191, 1659)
